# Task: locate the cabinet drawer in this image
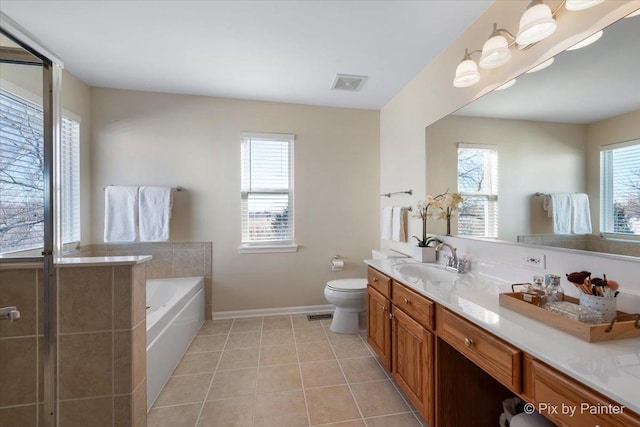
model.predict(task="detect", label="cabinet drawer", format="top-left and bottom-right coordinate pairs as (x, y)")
top-left (438, 307), bottom-right (522, 393)
top-left (526, 357), bottom-right (640, 427)
top-left (368, 267), bottom-right (391, 299)
top-left (392, 281), bottom-right (434, 330)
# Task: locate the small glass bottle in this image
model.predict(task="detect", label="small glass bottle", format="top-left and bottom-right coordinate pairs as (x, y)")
top-left (545, 274), bottom-right (564, 304)
top-left (532, 275), bottom-right (544, 295)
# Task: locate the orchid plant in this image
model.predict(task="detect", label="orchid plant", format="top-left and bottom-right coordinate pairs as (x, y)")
top-left (412, 190), bottom-right (464, 246)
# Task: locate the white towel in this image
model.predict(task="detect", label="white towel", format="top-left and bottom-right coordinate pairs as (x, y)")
top-left (392, 207), bottom-right (408, 242)
top-left (571, 193), bottom-right (592, 234)
top-left (104, 186), bottom-right (138, 243)
top-left (139, 186), bottom-right (173, 242)
top-left (382, 206), bottom-right (393, 240)
top-left (548, 193), bottom-right (572, 234)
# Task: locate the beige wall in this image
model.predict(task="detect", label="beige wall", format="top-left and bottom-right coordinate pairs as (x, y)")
top-left (380, 0), bottom-right (639, 256)
top-left (586, 109), bottom-right (640, 234)
top-left (62, 71), bottom-right (93, 245)
top-left (425, 116), bottom-right (587, 241)
top-left (90, 88), bottom-right (380, 312)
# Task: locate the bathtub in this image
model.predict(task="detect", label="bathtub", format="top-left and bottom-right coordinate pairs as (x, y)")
top-left (146, 276), bottom-right (205, 410)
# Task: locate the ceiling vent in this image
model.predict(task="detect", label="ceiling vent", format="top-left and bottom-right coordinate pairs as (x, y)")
top-left (331, 74), bottom-right (368, 91)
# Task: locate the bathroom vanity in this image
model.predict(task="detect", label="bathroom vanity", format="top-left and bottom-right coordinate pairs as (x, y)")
top-left (365, 259), bottom-right (640, 427)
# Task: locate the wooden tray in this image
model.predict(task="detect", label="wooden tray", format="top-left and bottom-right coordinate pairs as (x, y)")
top-left (499, 293), bottom-right (640, 342)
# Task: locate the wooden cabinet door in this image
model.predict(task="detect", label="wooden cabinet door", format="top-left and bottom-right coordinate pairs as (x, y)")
top-left (367, 286), bottom-right (391, 371)
top-left (392, 306), bottom-right (434, 426)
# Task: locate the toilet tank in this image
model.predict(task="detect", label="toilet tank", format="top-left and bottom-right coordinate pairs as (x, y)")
top-left (371, 249), bottom-right (409, 260)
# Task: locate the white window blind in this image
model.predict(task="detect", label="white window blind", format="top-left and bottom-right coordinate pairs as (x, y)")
top-left (0, 88), bottom-right (81, 255)
top-left (61, 116), bottom-right (81, 244)
top-left (457, 144), bottom-right (498, 238)
top-left (600, 140), bottom-right (640, 237)
top-left (241, 133), bottom-right (294, 248)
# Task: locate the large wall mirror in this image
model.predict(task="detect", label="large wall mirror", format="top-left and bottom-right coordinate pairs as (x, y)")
top-left (426, 13), bottom-right (640, 258)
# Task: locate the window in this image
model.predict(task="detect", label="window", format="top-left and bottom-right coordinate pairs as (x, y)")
top-left (61, 115), bottom-right (81, 245)
top-left (600, 140), bottom-right (640, 238)
top-left (0, 88), bottom-right (80, 255)
top-left (457, 144), bottom-right (498, 238)
top-left (240, 132), bottom-right (295, 252)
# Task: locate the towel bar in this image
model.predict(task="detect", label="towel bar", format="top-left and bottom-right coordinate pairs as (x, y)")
top-left (103, 185), bottom-right (183, 192)
top-left (380, 189), bottom-right (412, 198)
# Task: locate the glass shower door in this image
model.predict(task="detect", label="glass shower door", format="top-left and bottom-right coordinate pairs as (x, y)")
top-left (1, 20), bottom-right (58, 427)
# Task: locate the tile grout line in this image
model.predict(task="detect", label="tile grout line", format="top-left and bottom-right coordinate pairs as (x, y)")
top-left (251, 317), bottom-right (264, 427)
top-left (153, 317), bottom-right (422, 426)
top-left (291, 316), bottom-right (313, 427)
top-left (320, 321), bottom-right (367, 425)
top-left (192, 320), bottom-right (233, 427)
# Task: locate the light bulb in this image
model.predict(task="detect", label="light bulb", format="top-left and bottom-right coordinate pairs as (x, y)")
top-left (453, 58), bottom-right (480, 88)
top-left (480, 35), bottom-right (511, 69)
top-left (516, 2), bottom-right (557, 46)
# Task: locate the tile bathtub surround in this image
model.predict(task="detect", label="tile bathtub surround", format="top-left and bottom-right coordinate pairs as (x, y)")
top-left (0, 267), bottom-right (44, 427)
top-left (77, 242), bottom-right (213, 319)
top-left (56, 262), bottom-right (147, 426)
top-left (149, 315), bottom-right (425, 427)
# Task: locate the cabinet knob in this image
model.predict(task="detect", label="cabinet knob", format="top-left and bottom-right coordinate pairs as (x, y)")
top-left (381, 305), bottom-right (387, 311)
top-left (403, 298), bottom-right (411, 305)
top-left (464, 337), bottom-right (474, 348)
top-left (373, 278), bottom-right (378, 283)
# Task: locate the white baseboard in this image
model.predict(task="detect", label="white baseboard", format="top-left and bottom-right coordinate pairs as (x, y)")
top-left (212, 304), bottom-right (335, 320)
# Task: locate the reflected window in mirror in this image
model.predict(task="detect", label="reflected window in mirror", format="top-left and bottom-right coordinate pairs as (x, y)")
top-left (457, 144), bottom-right (498, 238)
top-left (600, 140), bottom-right (640, 239)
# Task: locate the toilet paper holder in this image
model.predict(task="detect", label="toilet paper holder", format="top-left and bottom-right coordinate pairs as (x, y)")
top-left (330, 255), bottom-right (344, 271)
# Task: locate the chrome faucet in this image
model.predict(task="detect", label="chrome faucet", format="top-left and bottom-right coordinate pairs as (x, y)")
top-left (436, 243), bottom-right (467, 273)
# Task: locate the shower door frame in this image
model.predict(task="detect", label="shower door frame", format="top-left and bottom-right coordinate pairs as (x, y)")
top-left (1, 12), bottom-right (64, 427)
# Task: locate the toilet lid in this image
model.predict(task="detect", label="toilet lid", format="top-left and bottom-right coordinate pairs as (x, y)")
top-left (327, 279), bottom-right (368, 291)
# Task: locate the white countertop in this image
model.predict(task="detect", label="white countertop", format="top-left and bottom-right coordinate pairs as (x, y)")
top-left (55, 255), bottom-right (152, 267)
top-left (365, 257), bottom-right (640, 415)
top-left (0, 255), bottom-right (153, 269)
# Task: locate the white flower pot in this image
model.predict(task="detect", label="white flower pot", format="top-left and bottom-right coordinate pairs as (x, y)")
top-left (413, 246), bottom-right (436, 263)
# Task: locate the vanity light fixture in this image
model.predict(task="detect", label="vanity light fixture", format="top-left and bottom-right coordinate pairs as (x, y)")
top-left (516, 0), bottom-right (557, 46)
top-left (453, 0), bottom-right (606, 88)
top-left (565, 0), bottom-right (604, 11)
top-left (566, 30), bottom-right (603, 51)
top-left (479, 24), bottom-right (514, 69)
top-left (453, 49), bottom-right (481, 88)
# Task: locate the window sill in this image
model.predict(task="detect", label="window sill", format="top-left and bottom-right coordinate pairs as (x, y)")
top-left (238, 244), bottom-right (298, 254)
top-left (600, 233), bottom-right (640, 243)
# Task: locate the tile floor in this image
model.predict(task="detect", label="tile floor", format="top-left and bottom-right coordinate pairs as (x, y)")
top-left (148, 315), bottom-right (426, 427)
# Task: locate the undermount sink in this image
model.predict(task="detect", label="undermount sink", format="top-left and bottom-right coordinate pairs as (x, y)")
top-left (393, 263), bottom-right (459, 284)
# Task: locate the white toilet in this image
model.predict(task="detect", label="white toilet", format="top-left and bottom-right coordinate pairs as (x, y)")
top-left (324, 278), bottom-right (368, 334)
top-left (324, 249), bottom-right (407, 334)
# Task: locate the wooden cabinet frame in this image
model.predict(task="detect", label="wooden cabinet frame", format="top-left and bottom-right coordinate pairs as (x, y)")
top-left (366, 266), bottom-right (639, 427)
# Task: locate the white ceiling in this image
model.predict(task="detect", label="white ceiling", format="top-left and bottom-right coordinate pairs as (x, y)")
top-left (1, 0), bottom-right (492, 109)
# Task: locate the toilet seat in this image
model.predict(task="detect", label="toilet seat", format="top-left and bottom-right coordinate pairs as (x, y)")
top-left (326, 279), bottom-right (367, 292)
